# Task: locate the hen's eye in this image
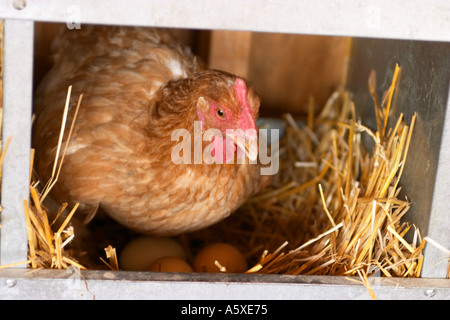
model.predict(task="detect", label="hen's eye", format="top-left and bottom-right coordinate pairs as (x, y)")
top-left (216, 109), bottom-right (225, 118)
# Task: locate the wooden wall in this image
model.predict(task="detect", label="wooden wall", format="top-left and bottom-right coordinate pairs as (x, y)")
top-left (206, 30), bottom-right (350, 116)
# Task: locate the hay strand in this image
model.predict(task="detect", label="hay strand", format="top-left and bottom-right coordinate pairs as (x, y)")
top-left (100, 245), bottom-right (120, 271)
top-left (22, 86), bottom-right (86, 270)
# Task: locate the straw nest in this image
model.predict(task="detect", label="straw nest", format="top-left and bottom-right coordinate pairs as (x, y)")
top-left (185, 64), bottom-right (425, 285)
top-left (183, 63), bottom-right (449, 283)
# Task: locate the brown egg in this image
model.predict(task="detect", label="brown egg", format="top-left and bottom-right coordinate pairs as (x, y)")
top-left (149, 257), bottom-right (194, 273)
top-left (193, 242), bottom-right (248, 273)
top-left (119, 236), bottom-right (186, 271)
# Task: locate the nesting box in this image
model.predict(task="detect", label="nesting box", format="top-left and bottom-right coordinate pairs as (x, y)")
top-left (0, 0), bottom-right (449, 300)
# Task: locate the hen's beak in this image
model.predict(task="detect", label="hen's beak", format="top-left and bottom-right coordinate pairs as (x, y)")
top-left (232, 89), bottom-right (258, 161)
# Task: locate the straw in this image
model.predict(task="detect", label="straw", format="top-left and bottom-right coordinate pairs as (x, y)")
top-left (183, 64), bottom-right (433, 289)
top-left (21, 86), bottom-right (86, 270)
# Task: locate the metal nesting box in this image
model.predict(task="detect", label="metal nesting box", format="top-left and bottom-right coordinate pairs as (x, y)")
top-left (0, 0), bottom-right (449, 300)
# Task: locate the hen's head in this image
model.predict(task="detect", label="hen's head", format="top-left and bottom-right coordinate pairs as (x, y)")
top-left (194, 70), bottom-right (260, 163)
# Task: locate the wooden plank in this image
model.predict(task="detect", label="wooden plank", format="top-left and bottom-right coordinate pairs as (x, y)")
top-left (208, 30), bottom-right (252, 78)
top-left (248, 34), bottom-right (349, 115)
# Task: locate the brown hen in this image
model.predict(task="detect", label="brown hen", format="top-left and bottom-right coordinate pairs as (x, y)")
top-left (33, 26), bottom-right (269, 236)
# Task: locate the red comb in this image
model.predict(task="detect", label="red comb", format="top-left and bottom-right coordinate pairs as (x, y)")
top-left (233, 78), bottom-right (249, 111)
